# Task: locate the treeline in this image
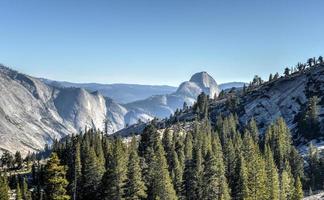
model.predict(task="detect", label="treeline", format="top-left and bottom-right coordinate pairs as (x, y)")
top-left (248, 56), bottom-right (324, 91)
top-left (3, 115), bottom-right (320, 200)
top-left (216, 56), bottom-right (324, 102)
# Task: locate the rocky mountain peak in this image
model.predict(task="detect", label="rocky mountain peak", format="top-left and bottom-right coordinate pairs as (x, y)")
top-left (189, 71), bottom-right (215, 87)
top-left (177, 71), bottom-right (220, 98)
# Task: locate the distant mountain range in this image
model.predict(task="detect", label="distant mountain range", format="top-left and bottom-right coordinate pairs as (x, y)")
top-left (218, 82), bottom-right (246, 90)
top-left (41, 78), bottom-right (245, 104)
top-left (40, 79), bottom-right (178, 104)
top-left (1, 65), bottom-right (238, 154)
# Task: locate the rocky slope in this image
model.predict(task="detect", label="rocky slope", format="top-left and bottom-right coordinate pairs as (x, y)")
top-left (116, 64), bottom-right (324, 149)
top-left (0, 67), bottom-right (220, 155)
top-left (0, 66), bottom-right (132, 155)
top-left (0, 66), bottom-right (70, 155)
top-left (219, 64), bottom-right (324, 134)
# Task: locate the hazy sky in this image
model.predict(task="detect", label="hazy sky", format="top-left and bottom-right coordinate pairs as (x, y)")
top-left (1, 0), bottom-right (324, 86)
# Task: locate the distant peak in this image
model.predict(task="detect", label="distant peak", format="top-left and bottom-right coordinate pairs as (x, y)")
top-left (176, 71), bottom-right (220, 98)
top-left (189, 71), bottom-right (217, 88)
top-left (189, 71), bottom-right (208, 80)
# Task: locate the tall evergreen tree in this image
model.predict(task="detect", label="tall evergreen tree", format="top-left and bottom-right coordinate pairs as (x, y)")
top-left (138, 124), bottom-right (158, 158)
top-left (170, 148), bottom-right (183, 197)
top-left (202, 150), bottom-right (230, 200)
top-left (16, 181), bottom-right (22, 200)
top-left (173, 131), bottom-right (185, 171)
top-left (149, 140), bottom-right (178, 200)
top-left (223, 138), bottom-right (236, 194)
top-left (81, 145), bottom-right (103, 200)
top-left (190, 141), bottom-right (204, 200)
top-left (44, 153), bottom-right (70, 200)
top-left (306, 143), bottom-right (322, 191)
top-left (22, 177), bottom-right (32, 200)
top-left (289, 147), bottom-right (304, 180)
top-left (71, 142), bottom-right (82, 200)
top-left (183, 157), bottom-right (195, 200)
top-left (293, 176), bottom-right (303, 200)
top-left (0, 175), bottom-right (9, 200)
top-left (237, 155), bottom-right (249, 200)
top-left (248, 118), bottom-right (259, 143)
top-left (14, 151), bottom-right (23, 169)
top-left (124, 137), bottom-right (147, 200)
top-left (269, 73), bottom-right (273, 82)
top-left (102, 137), bottom-right (127, 200)
top-left (184, 132), bottom-right (193, 161)
top-left (242, 134), bottom-right (267, 200)
top-left (299, 96), bottom-right (321, 139)
top-left (162, 129), bottom-right (174, 172)
top-left (280, 169), bottom-right (292, 200)
top-left (139, 123), bottom-right (164, 193)
top-left (265, 118), bottom-right (292, 172)
top-left (264, 145), bottom-right (280, 200)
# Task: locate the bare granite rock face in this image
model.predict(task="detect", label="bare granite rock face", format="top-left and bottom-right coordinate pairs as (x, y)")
top-left (235, 65), bottom-right (324, 133)
top-left (303, 191), bottom-right (324, 200)
top-left (0, 66), bottom-right (128, 155)
top-left (0, 66), bottom-right (220, 155)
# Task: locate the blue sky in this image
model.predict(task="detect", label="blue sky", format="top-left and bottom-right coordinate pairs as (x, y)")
top-left (1, 0), bottom-right (323, 86)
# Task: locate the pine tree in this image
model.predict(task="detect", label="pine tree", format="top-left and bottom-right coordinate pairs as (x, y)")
top-left (306, 143), bottom-right (321, 191)
top-left (194, 92), bottom-right (209, 119)
top-left (202, 150), bottom-right (230, 200)
top-left (200, 120), bottom-right (212, 156)
top-left (124, 137), bottom-right (147, 200)
top-left (1, 151), bottom-right (13, 169)
top-left (170, 148), bottom-right (183, 197)
top-left (22, 177), bottom-right (32, 200)
top-left (265, 118), bottom-right (292, 172)
top-left (223, 138), bottom-right (236, 194)
top-left (16, 182), bottom-right (22, 200)
top-left (274, 72), bottom-right (280, 80)
top-left (264, 145), bottom-right (280, 200)
top-left (184, 132), bottom-right (193, 161)
top-left (299, 96), bottom-right (321, 139)
top-left (284, 67), bottom-right (290, 76)
top-left (293, 176), bottom-right (303, 200)
top-left (71, 141), bottom-right (82, 200)
top-left (269, 73), bottom-right (273, 82)
top-left (162, 129), bottom-right (174, 172)
top-left (149, 140), bottom-right (178, 200)
top-left (138, 123), bottom-right (161, 191)
top-left (102, 137), bottom-right (127, 200)
top-left (0, 175), bottom-right (9, 200)
top-left (138, 124), bottom-right (158, 158)
top-left (173, 133), bottom-right (185, 172)
top-left (191, 141), bottom-right (204, 199)
top-left (237, 155), bottom-right (249, 200)
top-left (248, 118), bottom-right (259, 143)
top-left (183, 157), bottom-right (195, 200)
top-left (44, 153), bottom-right (70, 200)
top-left (280, 169), bottom-right (292, 200)
top-left (289, 147), bottom-right (304, 180)
top-left (81, 145), bottom-right (103, 200)
top-left (242, 134), bottom-right (267, 200)
top-left (14, 151), bottom-right (23, 169)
